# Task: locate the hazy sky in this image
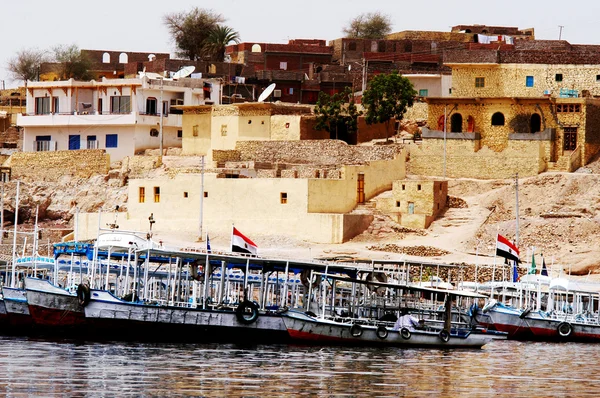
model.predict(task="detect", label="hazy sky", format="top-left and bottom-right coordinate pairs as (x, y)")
top-left (3, 0), bottom-right (599, 88)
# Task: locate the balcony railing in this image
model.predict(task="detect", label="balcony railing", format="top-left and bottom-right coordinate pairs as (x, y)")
top-left (34, 141), bottom-right (57, 152)
top-left (87, 140), bottom-right (99, 149)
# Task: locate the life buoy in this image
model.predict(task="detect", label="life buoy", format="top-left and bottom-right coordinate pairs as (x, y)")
top-left (439, 329), bottom-right (450, 343)
top-left (235, 300), bottom-right (259, 324)
top-left (77, 284), bottom-right (91, 307)
top-left (350, 324), bottom-right (363, 337)
top-left (557, 322), bottom-right (573, 338)
top-left (400, 327), bottom-right (411, 340)
top-left (437, 115), bottom-right (446, 131)
top-left (519, 307), bottom-right (532, 319)
top-left (300, 269), bottom-right (322, 289)
top-left (376, 325), bottom-right (388, 340)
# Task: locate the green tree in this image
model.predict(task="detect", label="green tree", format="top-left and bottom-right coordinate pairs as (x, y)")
top-left (6, 48), bottom-right (46, 84)
top-left (343, 12), bottom-right (392, 39)
top-left (163, 8), bottom-right (225, 61)
top-left (205, 25), bottom-right (241, 62)
top-left (52, 44), bottom-right (93, 81)
top-left (314, 87), bottom-right (362, 140)
top-left (362, 71), bottom-right (416, 141)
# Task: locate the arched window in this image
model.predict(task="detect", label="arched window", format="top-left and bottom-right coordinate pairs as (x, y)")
top-left (530, 113), bottom-right (541, 133)
top-left (450, 113), bottom-right (463, 133)
top-left (119, 53), bottom-right (128, 64)
top-left (102, 52), bottom-right (110, 63)
top-left (491, 112), bottom-right (505, 126)
top-left (148, 54), bottom-right (156, 61)
top-left (251, 44), bottom-right (262, 53)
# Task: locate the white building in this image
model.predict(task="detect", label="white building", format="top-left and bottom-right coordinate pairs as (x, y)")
top-left (17, 76), bottom-right (222, 162)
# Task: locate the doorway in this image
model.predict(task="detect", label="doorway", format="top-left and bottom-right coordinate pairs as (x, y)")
top-left (357, 173), bottom-right (365, 204)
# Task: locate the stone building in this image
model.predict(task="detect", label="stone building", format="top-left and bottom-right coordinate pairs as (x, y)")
top-left (378, 179), bottom-right (448, 229)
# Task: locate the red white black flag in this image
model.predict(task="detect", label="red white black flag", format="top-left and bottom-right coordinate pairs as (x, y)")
top-left (231, 227), bottom-right (257, 255)
top-left (496, 234), bottom-right (519, 262)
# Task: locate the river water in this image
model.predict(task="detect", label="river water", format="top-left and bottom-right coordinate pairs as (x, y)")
top-left (0, 336), bottom-right (597, 397)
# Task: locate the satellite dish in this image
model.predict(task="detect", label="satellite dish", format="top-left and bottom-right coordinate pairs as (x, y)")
top-left (173, 66), bottom-right (195, 79)
top-left (258, 83), bottom-right (276, 103)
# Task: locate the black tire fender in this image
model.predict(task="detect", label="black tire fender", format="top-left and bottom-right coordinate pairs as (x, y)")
top-left (400, 327), bottom-right (411, 340)
top-left (376, 325), bottom-right (388, 340)
top-left (519, 307), bottom-right (532, 319)
top-left (439, 329), bottom-right (450, 343)
top-left (77, 284), bottom-right (91, 307)
top-left (350, 324), bottom-right (363, 337)
top-left (235, 300), bottom-right (259, 324)
top-left (557, 322), bottom-right (573, 338)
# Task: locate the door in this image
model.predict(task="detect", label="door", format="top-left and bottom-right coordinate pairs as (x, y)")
top-left (357, 174), bottom-right (365, 204)
top-left (68, 135), bottom-right (80, 150)
top-left (408, 202), bottom-right (415, 214)
top-left (563, 127), bottom-right (577, 151)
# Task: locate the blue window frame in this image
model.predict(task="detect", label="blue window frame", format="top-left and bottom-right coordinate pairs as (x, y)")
top-left (68, 135), bottom-right (80, 150)
top-left (106, 134), bottom-right (118, 148)
top-left (526, 76), bottom-right (534, 87)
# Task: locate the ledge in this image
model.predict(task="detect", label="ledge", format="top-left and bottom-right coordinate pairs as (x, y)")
top-left (421, 127), bottom-right (481, 140)
top-left (509, 128), bottom-right (555, 141)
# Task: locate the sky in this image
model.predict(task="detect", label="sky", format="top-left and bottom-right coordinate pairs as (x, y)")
top-left (3, 0), bottom-right (600, 88)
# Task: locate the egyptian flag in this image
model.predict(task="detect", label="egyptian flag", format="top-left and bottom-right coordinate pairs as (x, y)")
top-left (231, 227), bottom-right (257, 255)
top-left (496, 234), bottom-right (519, 263)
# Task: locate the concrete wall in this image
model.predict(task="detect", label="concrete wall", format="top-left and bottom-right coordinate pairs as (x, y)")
top-left (5, 150), bottom-right (110, 182)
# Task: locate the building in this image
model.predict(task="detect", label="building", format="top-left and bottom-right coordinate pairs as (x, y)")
top-left (17, 76), bottom-right (222, 162)
top-left (378, 179), bottom-right (448, 229)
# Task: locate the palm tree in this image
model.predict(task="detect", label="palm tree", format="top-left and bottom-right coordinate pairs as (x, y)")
top-left (205, 25), bottom-right (240, 62)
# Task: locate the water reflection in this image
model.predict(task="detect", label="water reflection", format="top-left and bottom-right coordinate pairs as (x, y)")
top-left (0, 337), bottom-right (598, 396)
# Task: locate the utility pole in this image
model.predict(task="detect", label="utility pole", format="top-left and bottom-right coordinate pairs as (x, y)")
top-left (198, 155), bottom-right (205, 241)
top-left (158, 77), bottom-right (164, 165)
top-left (558, 25), bottom-right (564, 40)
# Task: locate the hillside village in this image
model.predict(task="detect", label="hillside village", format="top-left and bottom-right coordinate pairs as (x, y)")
top-left (3, 24), bottom-right (600, 278)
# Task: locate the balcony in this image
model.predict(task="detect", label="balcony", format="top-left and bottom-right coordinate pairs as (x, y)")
top-left (87, 140), bottom-right (99, 149)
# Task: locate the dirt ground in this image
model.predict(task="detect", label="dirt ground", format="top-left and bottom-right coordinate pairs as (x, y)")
top-left (149, 167), bottom-right (600, 281)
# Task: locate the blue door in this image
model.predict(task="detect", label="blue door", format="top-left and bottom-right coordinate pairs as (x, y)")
top-left (68, 135), bottom-right (80, 150)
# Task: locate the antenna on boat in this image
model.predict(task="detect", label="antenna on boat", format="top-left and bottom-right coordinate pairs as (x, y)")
top-left (515, 173), bottom-right (519, 246)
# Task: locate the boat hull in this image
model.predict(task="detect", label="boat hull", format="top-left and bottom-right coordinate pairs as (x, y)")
top-left (282, 311), bottom-right (492, 348)
top-left (481, 305), bottom-right (535, 340)
top-left (83, 290), bottom-right (290, 343)
top-left (3, 287), bottom-right (32, 328)
top-left (25, 278), bottom-right (85, 330)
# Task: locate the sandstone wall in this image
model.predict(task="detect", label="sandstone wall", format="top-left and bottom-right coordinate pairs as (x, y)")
top-left (5, 150), bottom-right (110, 182)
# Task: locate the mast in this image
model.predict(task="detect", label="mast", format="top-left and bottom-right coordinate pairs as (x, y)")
top-left (515, 173), bottom-right (520, 246)
top-left (10, 181), bottom-right (20, 288)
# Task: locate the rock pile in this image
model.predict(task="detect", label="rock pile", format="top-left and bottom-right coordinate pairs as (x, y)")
top-left (367, 244), bottom-right (450, 257)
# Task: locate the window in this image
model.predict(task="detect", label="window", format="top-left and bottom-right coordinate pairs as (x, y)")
top-left (280, 62), bottom-right (287, 70)
top-left (52, 97), bottom-right (59, 114)
top-left (146, 98), bottom-right (157, 115)
top-left (475, 77), bottom-right (485, 88)
top-left (106, 134), bottom-right (118, 148)
top-left (597, 75), bottom-right (600, 82)
top-left (110, 96), bottom-right (131, 114)
top-left (556, 104), bottom-right (581, 113)
top-left (526, 76), bottom-right (534, 87)
top-left (280, 192), bottom-right (288, 204)
top-left (150, 128), bottom-right (159, 137)
top-left (204, 192), bottom-right (208, 198)
top-left (193, 125), bottom-right (199, 137)
top-left (289, 88), bottom-right (294, 95)
top-left (118, 52), bottom-right (128, 63)
top-left (87, 135), bottom-right (97, 149)
top-left (396, 201), bottom-right (400, 207)
top-left (348, 41), bottom-right (357, 51)
top-left (154, 187), bottom-right (160, 203)
top-left (35, 97), bottom-right (50, 115)
top-left (402, 184), bottom-right (405, 190)
top-left (162, 101), bottom-right (168, 116)
top-left (555, 73), bottom-right (563, 82)
top-left (419, 89), bottom-right (428, 97)
top-left (68, 135), bottom-right (80, 150)
top-left (102, 52), bottom-right (110, 63)
top-left (177, 130), bottom-right (182, 138)
top-left (139, 187), bottom-right (145, 203)
top-left (417, 184), bottom-right (422, 191)
top-left (248, 120), bottom-right (252, 124)
top-left (491, 112), bottom-right (505, 126)
top-left (183, 192), bottom-right (188, 198)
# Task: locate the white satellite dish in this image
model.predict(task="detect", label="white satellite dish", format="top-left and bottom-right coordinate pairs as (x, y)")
top-left (173, 66), bottom-right (195, 79)
top-left (258, 83), bottom-right (276, 103)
